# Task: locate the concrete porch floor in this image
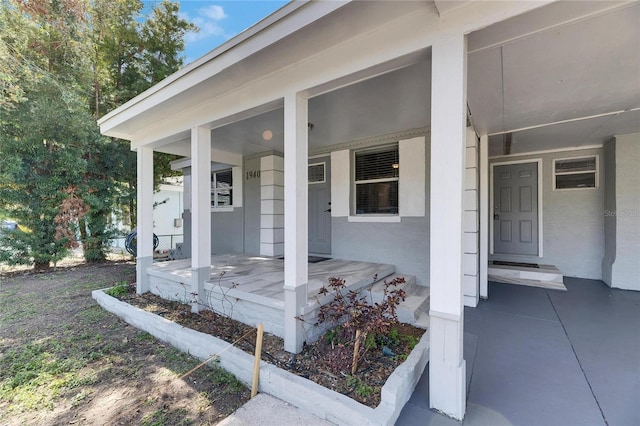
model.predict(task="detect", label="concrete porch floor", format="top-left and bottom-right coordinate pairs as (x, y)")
top-left (398, 277), bottom-right (640, 426)
top-left (149, 254), bottom-right (395, 305)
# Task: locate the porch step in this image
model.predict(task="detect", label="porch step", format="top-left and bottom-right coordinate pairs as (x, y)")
top-left (488, 263), bottom-right (566, 291)
top-left (369, 274), bottom-right (430, 328)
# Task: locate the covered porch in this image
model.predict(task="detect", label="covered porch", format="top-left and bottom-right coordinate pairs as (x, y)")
top-left (145, 254), bottom-right (428, 342)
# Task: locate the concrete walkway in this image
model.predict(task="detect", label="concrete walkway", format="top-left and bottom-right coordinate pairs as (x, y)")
top-left (218, 393), bottom-right (334, 426)
top-left (220, 278), bottom-right (639, 425)
top-left (398, 278), bottom-right (640, 426)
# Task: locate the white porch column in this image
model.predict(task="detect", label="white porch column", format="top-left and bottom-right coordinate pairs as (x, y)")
top-left (479, 134), bottom-right (489, 299)
top-left (429, 33), bottom-right (467, 420)
top-left (136, 146), bottom-right (154, 294)
top-left (191, 126), bottom-right (212, 312)
top-left (283, 92), bottom-right (308, 354)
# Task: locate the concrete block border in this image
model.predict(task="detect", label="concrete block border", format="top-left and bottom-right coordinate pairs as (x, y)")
top-left (92, 289), bottom-right (429, 425)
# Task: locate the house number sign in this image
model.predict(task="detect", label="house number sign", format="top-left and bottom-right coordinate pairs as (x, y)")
top-left (246, 170), bottom-right (261, 180)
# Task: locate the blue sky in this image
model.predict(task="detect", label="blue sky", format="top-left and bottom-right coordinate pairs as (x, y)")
top-left (147, 1), bottom-right (289, 64)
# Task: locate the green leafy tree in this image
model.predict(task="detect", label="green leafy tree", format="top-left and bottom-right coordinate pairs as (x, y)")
top-left (0, 80), bottom-right (96, 269)
top-left (88, 0), bottom-right (194, 231)
top-left (0, 0), bottom-right (94, 269)
top-left (0, 0), bottom-right (194, 267)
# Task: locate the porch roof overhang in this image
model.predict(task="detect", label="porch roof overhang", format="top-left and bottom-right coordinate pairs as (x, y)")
top-left (97, 1), bottom-right (639, 159)
top-left (97, 0), bottom-right (572, 156)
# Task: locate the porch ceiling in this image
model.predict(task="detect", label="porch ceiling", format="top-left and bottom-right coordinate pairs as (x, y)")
top-left (468, 1), bottom-right (640, 156)
top-left (122, 1), bottom-right (638, 161)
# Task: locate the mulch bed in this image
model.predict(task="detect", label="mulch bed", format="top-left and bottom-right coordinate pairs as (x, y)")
top-left (116, 287), bottom-right (425, 408)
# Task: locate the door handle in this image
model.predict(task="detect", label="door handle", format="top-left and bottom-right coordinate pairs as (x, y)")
top-left (325, 209), bottom-right (331, 213)
top-left (494, 213), bottom-right (499, 220)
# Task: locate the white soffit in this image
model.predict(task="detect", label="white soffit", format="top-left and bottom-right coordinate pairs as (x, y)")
top-left (469, 1), bottom-right (640, 154)
top-left (501, 4), bottom-right (640, 130)
top-left (433, 0), bottom-right (470, 16)
top-left (488, 109), bottom-right (640, 157)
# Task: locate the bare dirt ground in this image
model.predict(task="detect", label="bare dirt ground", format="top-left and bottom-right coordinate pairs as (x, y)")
top-left (0, 261), bottom-right (249, 426)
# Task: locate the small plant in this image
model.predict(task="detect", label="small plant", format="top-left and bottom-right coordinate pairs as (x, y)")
top-left (402, 334), bottom-right (419, 350)
top-left (316, 275), bottom-right (406, 374)
top-left (104, 281), bottom-right (131, 297)
top-left (395, 353), bottom-right (408, 362)
top-left (325, 327), bottom-right (342, 348)
top-left (364, 332), bottom-right (377, 351)
top-left (347, 375), bottom-right (374, 398)
top-left (387, 328), bottom-right (401, 346)
top-left (206, 271), bottom-right (239, 321)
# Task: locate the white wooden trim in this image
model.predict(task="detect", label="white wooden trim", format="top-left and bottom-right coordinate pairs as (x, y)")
top-left (489, 158), bottom-right (544, 258)
top-left (308, 162), bottom-right (327, 185)
top-left (489, 144), bottom-right (603, 160)
top-left (399, 136), bottom-right (426, 217)
top-left (309, 127), bottom-right (429, 156)
top-left (232, 166), bottom-right (243, 207)
top-left (136, 147), bottom-right (154, 294)
top-left (479, 134), bottom-right (489, 299)
top-left (308, 153), bottom-right (331, 160)
top-left (429, 33), bottom-right (467, 420)
top-left (552, 155), bottom-right (599, 191)
top-left (348, 215), bottom-right (401, 223)
top-left (487, 107), bottom-right (640, 138)
top-left (330, 150), bottom-right (350, 217)
top-left (283, 92), bottom-right (308, 353)
top-left (136, 147), bottom-right (154, 259)
top-left (191, 127), bottom-right (212, 268)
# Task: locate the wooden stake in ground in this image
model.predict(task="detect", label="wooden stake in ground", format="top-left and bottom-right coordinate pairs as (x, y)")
top-left (352, 329), bottom-right (362, 375)
top-left (251, 323), bottom-right (264, 398)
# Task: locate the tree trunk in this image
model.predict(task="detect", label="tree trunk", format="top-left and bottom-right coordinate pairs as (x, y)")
top-left (33, 261), bottom-right (50, 271)
top-left (79, 217), bottom-right (88, 255)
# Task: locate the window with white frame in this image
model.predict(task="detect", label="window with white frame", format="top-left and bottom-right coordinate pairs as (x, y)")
top-left (554, 156), bottom-right (598, 190)
top-left (354, 144), bottom-right (399, 214)
top-left (211, 169), bottom-right (233, 208)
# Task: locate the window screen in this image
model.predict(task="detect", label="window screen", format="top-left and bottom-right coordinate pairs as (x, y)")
top-left (354, 145), bottom-right (399, 214)
top-left (308, 163), bottom-right (325, 183)
top-left (211, 169), bottom-right (233, 207)
top-left (554, 156), bottom-right (597, 190)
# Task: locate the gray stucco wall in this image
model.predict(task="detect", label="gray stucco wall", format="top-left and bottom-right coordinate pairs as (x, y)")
top-left (177, 165), bottom-right (246, 256)
top-left (331, 138), bottom-right (431, 286)
top-left (603, 133), bottom-right (640, 290)
top-left (212, 209), bottom-right (244, 254)
top-left (489, 148), bottom-right (604, 280)
top-left (331, 217), bottom-right (430, 285)
top-left (602, 141), bottom-right (616, 285)
top-left (243, 156), bottom-right (262, 255)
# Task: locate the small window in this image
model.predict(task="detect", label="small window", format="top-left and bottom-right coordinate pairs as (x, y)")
top-left (308, 163), bottom-right (325, 184)
top-left (354, 145), bottom-right (399, 214)
top-left (554, 156), bottom-right (597, 190)
top-left (211, 169), bottom-right (233, 208)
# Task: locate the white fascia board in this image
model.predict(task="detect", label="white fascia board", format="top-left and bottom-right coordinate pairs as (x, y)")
top-left (167, 148), bottom-right (242, 172)
top-left (158, 183), bottom-right (183, 192)
top-left (434, 0), bottom-right (471, 17)
top-left (98, 1), bottom-right (350, 138)
top-left (170, 158), bottom-right (192, 171)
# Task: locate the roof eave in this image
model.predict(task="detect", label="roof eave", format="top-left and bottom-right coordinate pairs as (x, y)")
top-left (97, 1), bottom-right (349, 138)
